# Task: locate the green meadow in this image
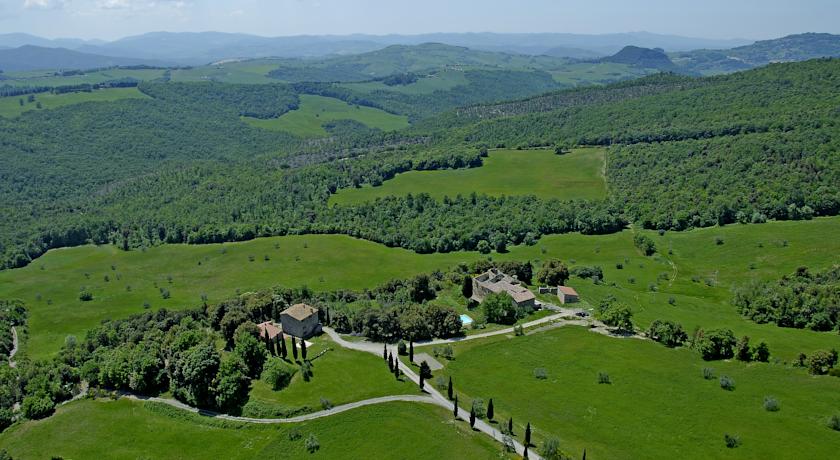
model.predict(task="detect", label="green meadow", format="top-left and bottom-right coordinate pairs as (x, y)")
top-left (0, 68), bottom-right (167, 87)
top-left (329, 148), bottom-right (607, 205)
top-left (549, 62), bottom-right (653, 86)
top-left (0, 87), bottom-right (148, 117)
top-left (340, 70), bottom-right (469, 94)
top-left (244, 94), bottom-right (409, 137)
top-left (2, 217), bottom-right (838, 361)
top-left (0, 399), bottom-right (505, 459)
top-left (246, 336), bottom-right (419, 416)
top-left (170, 60), bottom-right (280, 84)
top-left (436, 326), bottom-right (840, 459)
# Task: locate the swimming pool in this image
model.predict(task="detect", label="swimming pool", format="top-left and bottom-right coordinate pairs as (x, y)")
top-left (459, 314), bottom-right (474, 325)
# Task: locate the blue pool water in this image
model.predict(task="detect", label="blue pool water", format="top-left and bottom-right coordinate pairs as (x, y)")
top-left (460, 314), bottom-right (474, 325)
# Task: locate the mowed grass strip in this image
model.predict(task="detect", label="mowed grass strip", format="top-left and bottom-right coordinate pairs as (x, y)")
top-left (0, 87), bottom-right (149, 117)
top-left (244, 94), bottom-right (409, 137)
top-left (329, 148), bottom-right (607, 205)
top-left (0, 399), bottom-right (505, 459)
top-left (438, 326), bottom-right (840, 460)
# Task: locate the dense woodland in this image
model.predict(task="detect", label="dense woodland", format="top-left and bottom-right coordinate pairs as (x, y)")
top-left (0, 59), bottom-right (839, 269)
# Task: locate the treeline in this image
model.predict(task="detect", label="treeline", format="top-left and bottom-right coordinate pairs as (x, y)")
top-left (0, 79), bottom-right (139, 98)
top-left (733, 266), bottom-right (840, 331)
top-left (138, 81), bottom-right (300, 119)
top-left (0, 300), bottom-right (25, 358)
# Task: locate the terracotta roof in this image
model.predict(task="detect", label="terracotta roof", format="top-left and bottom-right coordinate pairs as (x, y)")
top-left (282, 303), bottom-right (319, 321)
top-left (257, 321), bottom-right (282, 340)
top-left (474, 269), bottom-right (535, 303)
top-left (558, 286), bottom-right (579, 296)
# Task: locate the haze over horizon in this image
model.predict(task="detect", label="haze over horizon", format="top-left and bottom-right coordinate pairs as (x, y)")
top-left (0, 0), bottom-right (838, 42)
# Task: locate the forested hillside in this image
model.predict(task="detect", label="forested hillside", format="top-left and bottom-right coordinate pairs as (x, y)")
top-left (0, 59), bottom-right (838, 269)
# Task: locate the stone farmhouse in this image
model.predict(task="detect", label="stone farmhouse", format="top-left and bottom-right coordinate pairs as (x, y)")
top-left (557, 286), bottom-right (580, 304)
top-left (280, 303), bottom-right (322, 339)
top-left (471, 268), bottom-right (536, 309)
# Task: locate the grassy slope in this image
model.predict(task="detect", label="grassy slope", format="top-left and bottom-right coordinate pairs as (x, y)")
top-left (339, 70), bottom-right (469, 95)
top-left (3, 218), bottom-right (838, 361)
top-left (329, 148), bottom-right (607, 205)
top-left (244, 94), bottom-right (409, 137)
top-left (437, 326), bottom-right (840, 460)
top-left (248, 336), bottom-right (419, 414)
top-left (0, 87), bottom-right (148, 117)
top-left (0, 68), bottom-right (166, 87)
top-left (170, 61), bottom-right (279, 84)
top-left (0, 399), bottom-right (504, 459)
top-left (549, 62), bottom-right (653, 86)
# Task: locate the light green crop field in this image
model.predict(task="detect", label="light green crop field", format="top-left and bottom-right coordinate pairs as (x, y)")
top-left (2, 218), bottom-right (838, 361)
top-left (170, 61), bottom-right (280, 84)
top-left (244, 94), bottom-right (409, 137)
top-left (329, 148), bottom-right (607, 205)
top-left (0, 87), bottom-right (148, 117)
top-left (247, 336), bottom-right (419, 416)
top-left (550, 62), bottom-right (653, 86)
top-left (0, 68), bottom-right (167, 87)
top-left (0, 399), bottom-right (505, 459)
top-left (340, 70), bottom-right (469, 94)
top-left (437, 326), bottom-right (840, 459)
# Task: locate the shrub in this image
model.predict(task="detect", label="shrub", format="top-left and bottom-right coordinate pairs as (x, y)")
top-left (397, 341), bottom-right (407, 355)
top-left (300, 361), bottom-right (313, 382)
top-left (615, 263), bottom-right (623, 270)
top-left (21, 394), bottom-right (55, 420)
top-left (78, 290), bottom-right (93, 301)
top-left (702, 367), bottom-right (715, 380)
top-left (471, 398), bottom-right (486, 419)
top-left (305, 433), bottom-right (320, 453)
top-left (753, 341), bottom-right (771, 362)
top-left (534, 368), bottom-right (548, 380)
top-left (807, 349), bottom-right (838, 375)
top-left (715, 236), bottom-right (725, 245)
top-left (597, 372), bottom-right (611, 384)
top-left (724, 433), bottom-right (741, 448)
top-left (719, 375), bottom-right (736, 391)
top-left (434, 376), bottom-right (447, 390)
top-left (596, 300), bottom-right (634, 332)
top-left (647, 320), bottom-right (688, 347)
top-left (829, 414), bottom-right (840, 431)
top-left (763, 396), bottom-right (780, 412)
top-left (633, 234), bottom-right (656, 256)
top-left (288, 427), bottom-right (302, 441)
top-left (693, 328), bottom-right (736, 360)
top-left (320, 398), bottom-right (333, 410)
top-left (540, 438), bottom-right (572, 460)
top-left (262, 358), bottom-right (297, 390)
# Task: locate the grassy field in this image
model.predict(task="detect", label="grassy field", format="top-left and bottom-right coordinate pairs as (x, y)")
top-left (0, 398), bottom-right (505, 459)
top-left (3, 218), bottom-right (838, 361)
top-left (244, 94), bottom-right (409, 137)
top-left (329, 148), bottom-right (607, 205)
top-left (436, 326), bottom-right (840, 459)
top-left (550, 62), bottom-right (653, 86)
top-left (170, 60), bottom-right (280, 84)
top-left (247, 336), bottom-right (419, 416)
top-left (0, 87), bottom-right (148, 117)
top-left (0, 68), bottom-right (167, 87)
top-left (340, 70), bottom-right (469, 94)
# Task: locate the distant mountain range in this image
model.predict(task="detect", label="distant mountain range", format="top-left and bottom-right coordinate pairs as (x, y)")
top-left (0, 45), bottom-right (169, 72)
top-left (0, 31), bottom-right (751, 66)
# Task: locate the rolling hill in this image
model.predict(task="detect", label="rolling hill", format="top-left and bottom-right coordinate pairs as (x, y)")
top-left (601, 45), bottom-right (677, 71)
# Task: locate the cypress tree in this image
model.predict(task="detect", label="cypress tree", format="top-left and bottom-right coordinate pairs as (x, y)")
top-left (292, 336), bottom-right (298, 360)
top-left (508, 417), bottom-right (513, 436)
top-left (264, 329), bottom-right (272, 354)
top-left (525, 422), bottom-right (531, 447)
top-left (409, 341), bottom-right (414, 362)
top-left (419, 374), bottom-right (425, 390)
top-left (523, 445), bottom-right (529, 459)
top-left (280, 335), bottom-right (287, 359)
top-left (469, 406), bottom-right (476, 428)
top-left (453, 395), bottom-right (459, 418)
top-left (582, 448), bottom-right (586, 460)
top-left (447, 376), bottom-right (453, 400)
top-left (301, 339), bottom-right (308, 360)
top-left (462, 274), bottom-right (473, 299)
top-left (393, 363), bottom-right (400, 380)
top-left (487, 398), bottom-right (494, 421)
top-left (383, 344), bottom-right (387, 361)
top-left (274, 337), bottom-right (280, 357)
top-left (387, 353), bottom-right (394, 372)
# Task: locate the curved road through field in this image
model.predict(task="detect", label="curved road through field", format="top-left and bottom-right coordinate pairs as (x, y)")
top-left (324, 327), bottom-right (541, 459)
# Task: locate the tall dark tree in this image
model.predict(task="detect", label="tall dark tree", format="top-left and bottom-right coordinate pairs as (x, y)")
top-left (525, 422), bottom-right (532, 447)
top-left (419, 361), bottom-right (432, 380)
top-left (393, 363), bottom-right (400, 380)
top-left (508, 417), bottom-right (514, 436)
top-left (447, 376), bottom-right (453, 400)
top-left (487, 398), bottom-right (495, 421)
top-left (301, 339), bottom-right (308, 361)
top-left (383, 344), bottom-right (387, 361)
top-left (388, 352), bottom-right (394, 372)
top-left (280, 335), bottom-right (287, 359)
top-left (462, 275), bottom-right (473, 299)
top-left (264, 329), bottom-right (272, 354)
top-left (582, 448), bottom-right (587, 460)
top-left (409, 341), bottom-right (414, 362)
top-left (273, 338), bottom-right (280, 357)
top-left (291, 336), bottom-right (298, 360)
top-left (453, 394), bottom-right (459, 418)
top-left (470, 406), bottom-right (476, 428)
top-left (524, 445), bottom-right (529, 459)
top-left (420, 374), bottom-right (425, 390)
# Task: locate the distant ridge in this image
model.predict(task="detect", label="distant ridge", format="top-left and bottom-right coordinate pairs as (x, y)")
top-left (602, 46), bottom-right (677, 70)
top-left (0, 45), bottom-right (170, 72)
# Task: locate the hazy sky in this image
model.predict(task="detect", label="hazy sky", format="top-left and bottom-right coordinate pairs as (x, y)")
top-left (1, 0), bottom-right (838, 41)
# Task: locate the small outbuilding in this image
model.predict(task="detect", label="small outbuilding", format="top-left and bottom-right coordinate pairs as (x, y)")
top-left (557, 286), bottom-right (579, 304)
top-left (257, 321), bottom-right (283, 342)
top-left (280, 303), bottom-right (321, 339)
